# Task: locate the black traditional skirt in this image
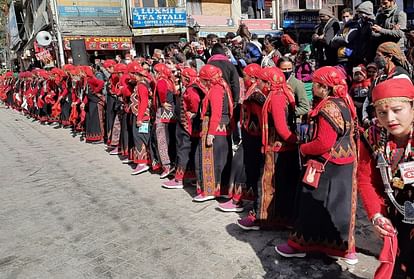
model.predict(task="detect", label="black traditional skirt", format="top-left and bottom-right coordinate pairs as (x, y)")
top-left (288, 161), bottom-right (357, 257)
top-left (85, 95), bottom-right (104, 142)
top-left (257, 149), bottom-right (300, 229)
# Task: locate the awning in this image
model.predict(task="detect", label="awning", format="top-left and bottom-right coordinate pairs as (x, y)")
top-left (60, 26), bottom-right (132, 37)
top-left (132, 27), bottom-right (187, 37)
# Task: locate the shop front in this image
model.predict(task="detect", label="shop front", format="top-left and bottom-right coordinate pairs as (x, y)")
top-left (62, 36), bottom-right (133, 63)
top-left (282, 9), bottom-right (319, 44)
top-left (131, 7), bottom-right (188, 57)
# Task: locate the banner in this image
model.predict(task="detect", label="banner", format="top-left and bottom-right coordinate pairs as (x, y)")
top-left (132, 7), bottom-right (187, 28)
top-left (63, 36), bottom-right (132, 51)
top-left (283, 10), bottom-right (319, 29)
top-left (8, 3), bottom-right (21, 50)
top-left (35, 49), bottom-right (54, 64)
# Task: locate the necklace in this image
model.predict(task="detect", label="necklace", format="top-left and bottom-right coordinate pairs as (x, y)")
top-left (384, 129), bottom-right (414, 189)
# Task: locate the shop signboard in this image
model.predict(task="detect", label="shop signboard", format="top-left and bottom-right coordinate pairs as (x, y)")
top-left (57, 0), bottom-right (122, 22)
top-left (63, 36), bottom-right (132, 50)
top-left (283, 10), bottom-right (319, 29)
top-left (132, 7), bottom-right (186, 28)
top-left (35, 49), bottom-right (54, 65)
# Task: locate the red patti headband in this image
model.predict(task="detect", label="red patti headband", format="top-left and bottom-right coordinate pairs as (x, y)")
top-left (372, 78), bottom-right (414, 105)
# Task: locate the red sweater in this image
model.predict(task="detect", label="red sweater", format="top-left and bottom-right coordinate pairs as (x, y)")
top-left (183, 86), bottom-right (201, 113)
top-left (201, 84), bottom-right (232, 136)
top-left (135, 83), bottom-right (150, 122)
top-left (358, 141), bottom-right (388, 220)
top-left (270, 94), bottom-right (297, 147)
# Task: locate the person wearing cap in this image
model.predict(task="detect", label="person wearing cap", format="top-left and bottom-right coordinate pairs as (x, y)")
top-left (128, 62), bottom-right (153, 175)
top-left (193, 64), bottom-right (234, 202)
top-left (372, 0), bottom-right (407, 57)
top-left (358, 78), bottom-right (414, 278)
top-left (162, 67), bottom-right (204, 189)
top-left (275, 66), bottom-right (358, 265)
top-left (218, 63), bottom-right (263, 212)
top-left (350, 64), bottom-right (371, 123)
top-left (331, 1), bottom-right (375, 67)
top-left (312, 8), bottom-right (340, 67)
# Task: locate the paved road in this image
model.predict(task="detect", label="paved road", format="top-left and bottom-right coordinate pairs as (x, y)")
top-left (0, 106), bottom-right (381, 279)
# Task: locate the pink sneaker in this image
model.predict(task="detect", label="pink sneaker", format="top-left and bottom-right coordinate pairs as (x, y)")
top-left (237, 214), bottom-right (260, 230)
top-left (218, 200), bottom-right (244, 213)
top-left (192, 193), bottom-right (215, 202)
top-left (109, 148), bottom-right (120, 155)
top-left (162, 179), bottom-right (184, 189)
top-left (275, 243), bottom-right (306, 258)
top-left (160, 166), bottom-right (175, 179)
top-left (327, 252), bottom-right (358, 265)
top-left (131, 164), bottom-right (149, 175)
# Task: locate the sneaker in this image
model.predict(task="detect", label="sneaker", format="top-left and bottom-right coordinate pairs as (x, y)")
top-left (122, 159), bottom-right (133, 164)
top-left (109, 148), bottom-right (120, 155)
top-left (162, 179), bottom-right (184, 189)
top-left (218, 200), bottom-right (244, 213)
top-left (237, 215), bottom-right (260, 231)
top-left (192, 193), bottom-right (215, 202)
top-left (160, 166), bottom-right (175, 179)
top-left (275, 243), bottom-right (306, 258)
top-left (131, 164), bottom-right (150, 175)
top-left (327, 253), bottom-right (359, 265)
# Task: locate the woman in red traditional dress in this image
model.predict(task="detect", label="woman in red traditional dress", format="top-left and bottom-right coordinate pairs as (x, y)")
top-left (162, 67), bottom-right (204, 189)
top-left (128, 62), bottom-right (153, 175)
top-left (108, 63), bottom-right (128, 155)
top-left (218, 63), bottom-right (263, 213)
top-left (153, 63), bottom-right (177, 178)
top-left (237, 67), bottom-right (299, 229)
top-left (193, 64), bottom-right (233, 202)
top-left (359, 78), bottom-right (414, 278)
top-left (275, 66), bottom-right (359, 265)
top-left (82, 66), bottom-right (105, 143)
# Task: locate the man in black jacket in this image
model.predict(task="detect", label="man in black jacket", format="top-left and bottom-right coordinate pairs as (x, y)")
top-left (207, 43), bottom-right (241, 104)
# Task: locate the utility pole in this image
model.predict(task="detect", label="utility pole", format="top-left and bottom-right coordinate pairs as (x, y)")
top-left (49, 0), bottom-right (65, 67)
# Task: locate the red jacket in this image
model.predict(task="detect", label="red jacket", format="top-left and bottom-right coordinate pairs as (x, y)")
top-left (201, 84), bottom-right (233, 136)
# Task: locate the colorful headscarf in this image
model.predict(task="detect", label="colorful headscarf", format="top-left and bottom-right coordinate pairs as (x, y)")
top-left (244, 63), bottom-right (261, 79)
top-left (199, 64), bottom-right (233, 117)
top-left (198, 64), bottom-right (232, 98)
top-left (181, 67), bottom-right (198, 87)
top-left (372, 78), bottom-right (414, 106)
top-left (127, 61), bottom-right (145, 75)
top-left (312, 66), bottom-right (357, 119)
top-left (113, 63), bottom-right (127, 74)
top-left (377, 42), bottom-right (410, 72)
top-left (154, 63), bottom-right (175, 93)
top-left (103, 59), bottom-right (116, 69)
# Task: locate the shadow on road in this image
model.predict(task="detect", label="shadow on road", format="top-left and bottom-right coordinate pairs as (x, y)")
top-left (225, 223), bottom-right (369, 279)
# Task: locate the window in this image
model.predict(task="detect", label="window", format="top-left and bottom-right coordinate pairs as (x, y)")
top-left (134, 0), bottom-right (179, 7)
top-left (241, 0), bottom-right (272, 19)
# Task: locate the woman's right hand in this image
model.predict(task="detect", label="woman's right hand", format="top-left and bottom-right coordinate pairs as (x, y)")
top-left (372, 215), bottom-right (397, 238)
